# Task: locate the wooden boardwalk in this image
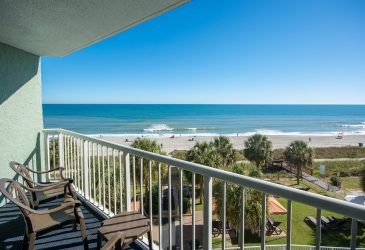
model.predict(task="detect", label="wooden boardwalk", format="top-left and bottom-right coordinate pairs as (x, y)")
top-left (281, 163), bottom-right (340, 192)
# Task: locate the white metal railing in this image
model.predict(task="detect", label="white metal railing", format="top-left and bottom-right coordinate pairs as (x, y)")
top-left (220, 245), bottom-right (365, 250)
top-left (43, 128), bottom-right (365, 250)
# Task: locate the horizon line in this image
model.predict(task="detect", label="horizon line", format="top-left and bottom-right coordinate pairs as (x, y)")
top-left (42, 103), bottom-right (365, 105)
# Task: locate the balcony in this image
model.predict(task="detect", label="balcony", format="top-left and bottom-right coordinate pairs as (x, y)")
top-left (1, 128), bottom-right (365, 250)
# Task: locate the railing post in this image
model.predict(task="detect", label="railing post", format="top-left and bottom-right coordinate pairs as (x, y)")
top-left (240, 186), bottom-right (245, 250)
top-left (261, 193), bottom-right (267, 250)
top-left (43, 131), bottom-right (50, 182)
top-left (350, 219), bottom-right (358, 250)
top-left (286, 200), bottom-right (292, 250)
top-left (124, 152), bottom-right (131, 211)
top-left (315, 208), bottom-right (321, 250)
top-left (58, 133), bottom-right (64, 168)
top-left (203, 175), bottom-right (212, 250)
top-left (83, 140), bottom-right (89, 199)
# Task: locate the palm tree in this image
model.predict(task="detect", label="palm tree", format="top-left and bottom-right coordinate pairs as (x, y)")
top-left (186, 142), bottom-right (222, 203)
top-left (244, 134), bottom-right (273, 169)
top-left (284, 140), bottom-right (314, 185)
top-left (212, 136), bottom-right (236, 167)
top-left (215, 166), bottom-right (264, 236)
top-left (131, 138), bottom-right (166, 192)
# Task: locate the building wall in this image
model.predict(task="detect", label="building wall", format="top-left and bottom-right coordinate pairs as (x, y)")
top-left (0, 42), bottom-right (44, 205)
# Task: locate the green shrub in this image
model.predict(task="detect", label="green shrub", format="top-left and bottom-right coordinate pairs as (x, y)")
top-left (183, 197), bottom-right (191, 214)
top-left (144, 183), bottom-right (159, 215)
top-left (330, 176), bottom-right (341, 187)
top-left (313, 160), bottom-right (365, 177)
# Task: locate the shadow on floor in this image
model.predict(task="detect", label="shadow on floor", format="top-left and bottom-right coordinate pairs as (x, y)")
top-left (0, 198), bottom-right (141, 249)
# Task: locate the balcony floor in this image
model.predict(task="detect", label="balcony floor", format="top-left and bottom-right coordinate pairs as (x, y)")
top-left (0, 198), bottom-right (142, 250)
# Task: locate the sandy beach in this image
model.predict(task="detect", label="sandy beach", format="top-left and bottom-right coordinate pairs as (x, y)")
top-left (101, 134), bottom-right (365, 154)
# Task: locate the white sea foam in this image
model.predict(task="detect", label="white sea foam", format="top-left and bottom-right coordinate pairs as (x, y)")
top-left (88, 130), bottom-right (365, 139)
top-left (339, 124), bottom-right (365, 128)
top-left (143, 124), bottom-right (174, 132)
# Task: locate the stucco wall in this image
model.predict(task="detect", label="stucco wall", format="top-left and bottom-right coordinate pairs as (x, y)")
top-left (0, 42), bottom-right (44, 205)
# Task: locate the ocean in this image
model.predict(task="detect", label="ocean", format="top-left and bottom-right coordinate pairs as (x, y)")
top-left (43, 104), bottom-right (365, 137)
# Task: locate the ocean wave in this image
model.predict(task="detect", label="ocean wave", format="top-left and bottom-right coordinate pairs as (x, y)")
top-left (88, 130), bottom-right (365, 138)
top-left (339, 124), bottom-right (365, 128)
top-left (143, 124), bottom-right (173, 132)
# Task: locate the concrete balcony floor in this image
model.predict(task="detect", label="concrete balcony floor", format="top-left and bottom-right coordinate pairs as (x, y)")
top-left (0, 198), bottom-right (142, 250)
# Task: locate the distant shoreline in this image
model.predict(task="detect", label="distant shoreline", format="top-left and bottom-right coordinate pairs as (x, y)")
top-left (100, 134), bottom-right (365, 154)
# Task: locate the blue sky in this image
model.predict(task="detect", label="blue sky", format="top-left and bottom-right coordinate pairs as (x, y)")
top-left (42, 0), bottom-right (365, 104)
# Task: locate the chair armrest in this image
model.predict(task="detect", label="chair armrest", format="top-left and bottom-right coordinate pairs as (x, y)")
top-left (101, 232), bottom-right (125, 250)
top-left (20, 181), bottom-right (69, 192)
top-left (24, 166), bottom-right (61, 174)
top-left (34, 200), bottom-right (82, 215)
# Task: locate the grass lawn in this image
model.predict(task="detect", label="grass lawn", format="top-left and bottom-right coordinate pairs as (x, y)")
top-left (340, 176), bottom-right (362, 191)
top-left (211, 174), bottom-right (364, 248)
top-left (212, 199), bottom-right (365, 248)
top-left (312, 160), bottom-right (365, 177)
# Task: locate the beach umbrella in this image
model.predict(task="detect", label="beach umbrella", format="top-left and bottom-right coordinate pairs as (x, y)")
top-left (268, 196), bottom-right (287, 215)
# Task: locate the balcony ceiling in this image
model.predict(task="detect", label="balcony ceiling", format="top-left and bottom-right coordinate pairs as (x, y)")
top-left (0, 0), bottom-right (188, 57)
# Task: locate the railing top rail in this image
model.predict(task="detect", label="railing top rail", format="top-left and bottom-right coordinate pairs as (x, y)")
top-left (43, 128), bottom-right (365, 221)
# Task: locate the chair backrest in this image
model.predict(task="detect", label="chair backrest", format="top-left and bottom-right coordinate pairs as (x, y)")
top-left (9, 161), bottom-right (35, 188)
top-left (0, 178), bottom-right (32, 217)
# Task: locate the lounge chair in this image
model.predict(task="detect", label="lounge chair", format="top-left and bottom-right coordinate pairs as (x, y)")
top-left (304, 216), bottom-right (325, 231)
top-left (0, 178), bottom-right (88, 250)
top-left (10, 161), bottom-right (75, 208)
top-left (212, 220), bottom-right (233, 237)
top-left (266, 218), bottom-right (282, 235)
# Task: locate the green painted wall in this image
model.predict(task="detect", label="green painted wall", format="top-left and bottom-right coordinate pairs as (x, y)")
top-left (0, 43), bottom-right (44, 205)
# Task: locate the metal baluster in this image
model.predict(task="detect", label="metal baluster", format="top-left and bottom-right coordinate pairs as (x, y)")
top-left (102, 146), bottom-right (106, 211)
top-left (58, 133), bottom-right (64, 176)
top-left (52, 135), bottom-right (56, 179)
top-left (203, 175), bottom-right (212, 250)
top-left (76, 139), bottom-right (79, 191)
top-left (113, 149), bottom-right (117, 215)
top-left (158, 163), bottom-right (162, 250)
top-left (179, 168), bottom-right (183, 250)
top-left (192, 173), bottom-right (196, 250)
top-left (168, 166), bottom-right (172, 250)
top-left (222, 182), bottom-right (227, 250)
top-left (316, 208), bottom-right (321, 250)
top-left (88, 142), bottom-right (92, 199)
top-left (65, 136), bottom-right (68, 178)
top-left (44, 132), bottom-right (50, 182)
top-left (98, 145), bottom-right (101, 206)
top-left (68, 136), bottom-right (71, 178)
top-left (93, 143), bottom-right (96, 202)
top-left (133, 156), bottom-right (137, 211)
top-left (240, 186), bottom-right (245, 250)
top-left (80, 140), bottom-right (85, 195)
top-left (119, 151), bottom-right (123, 212)
top-left (108, 147), bottom-right (111, 215)
top-left (350, 218), bottom-right (358, 250)
top-left (84, 140), bottom-right (90, 199)
top-left (261, 193), bottom-right (267, 250)
top-left (140, 158), bottom-right (144, 215)
top-left (149, 160), bottom-right (153, 241)
top-left (70, 137), bottom-right (74, 182)
top-left (286, 200), bottom-right (292, 250)
top-left (124, 153), bottom-right (131, 211)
